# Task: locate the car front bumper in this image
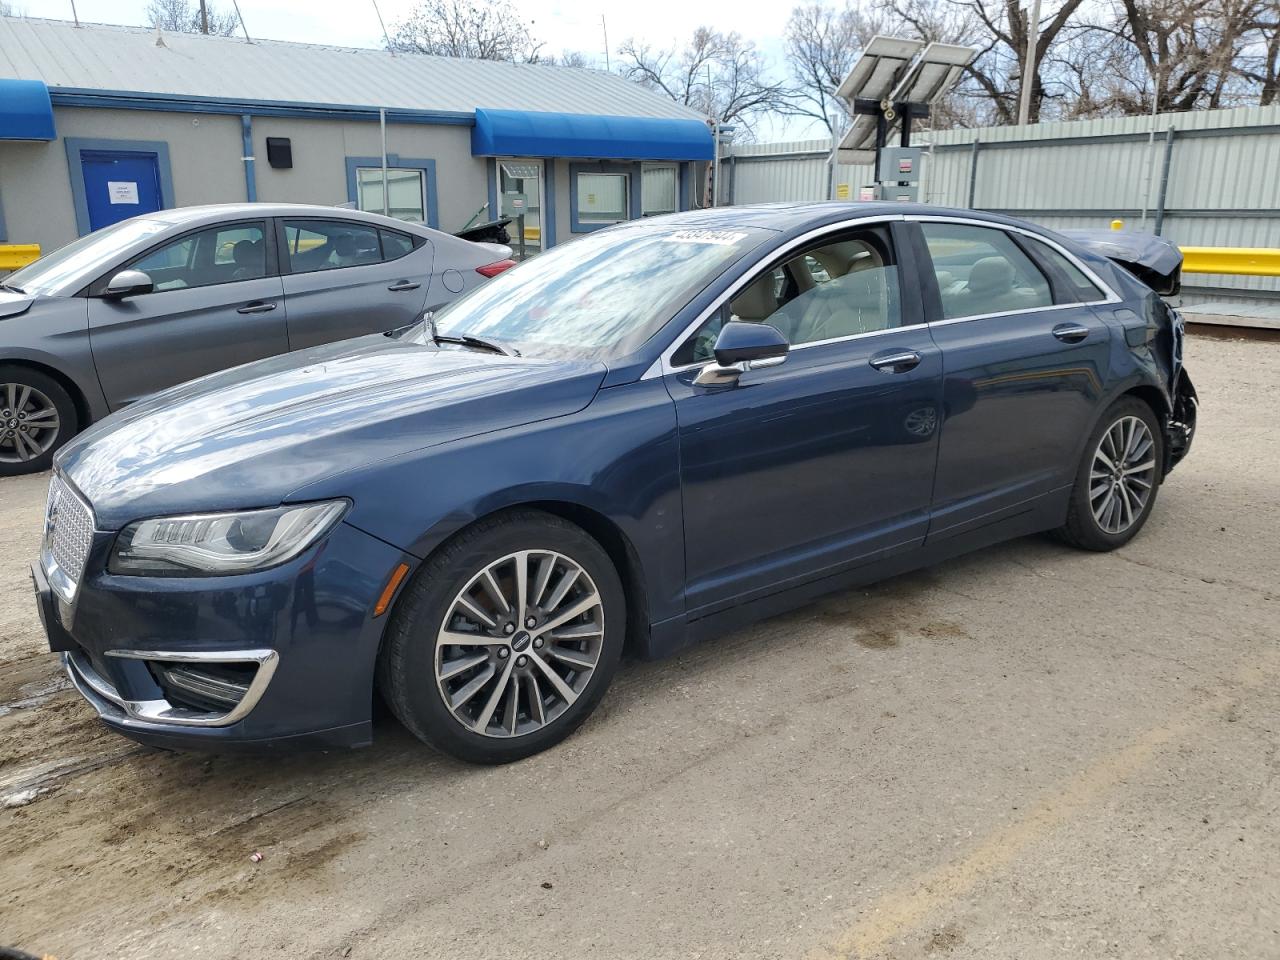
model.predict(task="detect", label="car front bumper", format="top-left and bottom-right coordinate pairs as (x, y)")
top-left (32, 520), bottom-right (411, 752)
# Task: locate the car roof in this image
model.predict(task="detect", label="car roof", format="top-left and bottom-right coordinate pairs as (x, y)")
top-left (140, 203), bottom-right (439, 237)
top-left (642, 202), bottom-right (1040, 234)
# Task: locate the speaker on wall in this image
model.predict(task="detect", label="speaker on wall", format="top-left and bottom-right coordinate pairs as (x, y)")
top-left (265, 137), bottom-right (293, 169)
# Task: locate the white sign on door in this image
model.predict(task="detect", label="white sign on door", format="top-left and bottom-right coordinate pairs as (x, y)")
top-left (107, 181), bottom-right (140, 205)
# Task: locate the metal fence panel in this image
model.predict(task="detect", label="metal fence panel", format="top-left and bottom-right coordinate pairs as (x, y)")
top-left (724, 103), bottom-right (1280, 301)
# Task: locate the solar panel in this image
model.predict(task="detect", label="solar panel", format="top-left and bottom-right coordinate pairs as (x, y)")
top-left (834, 36), bottom-right (926, 103)
top-left (888, 43), bottom-right (977, 104)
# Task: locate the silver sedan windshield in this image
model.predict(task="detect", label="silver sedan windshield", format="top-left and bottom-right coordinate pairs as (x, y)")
top-left (6, 219), bottom-right (171, 296)
top-left (429, 222), bottom-right (774, 360)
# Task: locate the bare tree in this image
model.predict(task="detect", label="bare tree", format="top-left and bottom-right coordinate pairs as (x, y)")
top-left (1236, 8), bottom-right (1279, 104)
top-left (145, 0), bottom-right (239, 36)
top-left (617, 27), bottom-right (789, 136)
top-left (388, 0), bottom-right (546, 61)
top-left (782, 2), bottom-right (886, 135)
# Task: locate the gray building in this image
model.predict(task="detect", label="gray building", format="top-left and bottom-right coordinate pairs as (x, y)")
top-left (0, 16), bottom-right (713, 256)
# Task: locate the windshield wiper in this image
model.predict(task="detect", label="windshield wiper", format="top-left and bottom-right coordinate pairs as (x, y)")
top-left (424, 315), bottom-right (515, 356)
top-left (0, 282), bottom-right (26, 294)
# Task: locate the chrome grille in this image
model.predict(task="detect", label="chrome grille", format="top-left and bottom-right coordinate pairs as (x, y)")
top-left (44, 474), bottom-right (94, 589)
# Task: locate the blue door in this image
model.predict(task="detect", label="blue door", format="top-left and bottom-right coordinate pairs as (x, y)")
top-left (81, 151), bottom-right (164, 232)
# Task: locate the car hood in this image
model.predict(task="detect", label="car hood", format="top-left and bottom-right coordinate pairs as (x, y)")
top-left (57, 335), bottom-right (607, 529)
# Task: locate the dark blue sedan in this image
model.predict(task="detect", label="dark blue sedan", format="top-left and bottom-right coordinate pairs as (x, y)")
top-left (33, 203), bottom-right (1198, 763)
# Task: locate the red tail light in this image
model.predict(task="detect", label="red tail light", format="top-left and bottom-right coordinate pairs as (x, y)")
top-left (476, 259), bottom-right (517, 278)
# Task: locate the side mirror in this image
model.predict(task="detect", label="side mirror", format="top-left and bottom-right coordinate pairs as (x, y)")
top-left (103, 269), bottom-right (154, 299)
top-left (694, 321), bottom-right (789, 386)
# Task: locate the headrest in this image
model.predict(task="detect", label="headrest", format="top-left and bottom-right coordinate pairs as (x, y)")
top-left (935, 271), bottom-right (955, 290)
top-left (232, 239), bottom-right (260, 266)
top-left (967, 257), bottom-right (1015, 295)
top-left (731, 274), bottom-right (779, 321)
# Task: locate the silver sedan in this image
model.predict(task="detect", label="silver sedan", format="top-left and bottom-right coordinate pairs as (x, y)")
top-left (0, 203), bottom-right (513, 475)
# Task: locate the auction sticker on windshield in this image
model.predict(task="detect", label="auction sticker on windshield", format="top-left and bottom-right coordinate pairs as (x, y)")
top-left (666, 230), bottom-right (751, 245)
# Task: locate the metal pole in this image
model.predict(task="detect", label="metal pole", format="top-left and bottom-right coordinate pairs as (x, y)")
top-left (372, 0), bottom-right (394, 54)
top-left (1140, 65), bottom-right (1161, 229)
top-left (69, 0), bottom-right (80, 26)
top-left (199, 0), bottom-right (209, 34)
top-left (967, 138), bottom-right (981, 208)
top-left (380, 108), bottom-right (389, 217)
top-left (1153, 125), bottom-right (1175, 237)
top-left (601, 15), bottom-right (610, 71)
top-left (1017, 0), bottom-right (1042, 126)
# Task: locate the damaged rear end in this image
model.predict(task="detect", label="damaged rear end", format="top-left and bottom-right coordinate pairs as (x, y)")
top-left (1064, 229), bottom-right (1198, 474)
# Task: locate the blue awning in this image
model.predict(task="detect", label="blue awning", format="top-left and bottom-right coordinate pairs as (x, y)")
top-left (472, 108), bottom-right (713, 161)
top-left (0, 79), bottom-right (56, 141)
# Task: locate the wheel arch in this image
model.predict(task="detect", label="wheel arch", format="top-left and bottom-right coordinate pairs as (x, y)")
top-left (391, 498), bottom-right (653, 660)
top-left (0, 357), bottom-right (91, 434)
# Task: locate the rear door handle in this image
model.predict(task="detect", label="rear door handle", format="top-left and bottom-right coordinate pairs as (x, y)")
top-left (387, 280), bottom-right (421, 292)
top-left (237, 301), bottom-right (277, 314)
top-left (869, 350), bottom-right (922, 373)
top-left (1052, 322), bottom-right (1090, 343)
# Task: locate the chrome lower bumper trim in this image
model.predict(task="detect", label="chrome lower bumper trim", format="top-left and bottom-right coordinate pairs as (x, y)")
top-left (63, 647), bottom-right (278, 728)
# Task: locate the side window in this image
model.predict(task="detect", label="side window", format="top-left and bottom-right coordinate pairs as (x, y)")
top-left (920, 223), bottom-right (1053, 320)
top-left (127, 222), bottom-right (267, 292)
top-left (283, 220), bottom-right (383, 274)
top-left (672, 227), bottom-right (901, 366)
top-left (1025, 237), bottom-right (1107, 303)
top-left (379, 228), bottom-right (417, 261)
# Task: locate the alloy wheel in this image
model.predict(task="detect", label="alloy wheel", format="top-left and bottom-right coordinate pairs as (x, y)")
top-left (1090, 415), bottom-right (1156, 535)
top-left (435, 549), bottom-right (605, 738)
top-left (0, 382), bottom-right (61, 464)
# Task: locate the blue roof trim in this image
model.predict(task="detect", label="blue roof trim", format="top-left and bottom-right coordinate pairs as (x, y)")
top-left (472, 108), bottom-right (713, 162)
top-left (0, 79), bottom-right (56, 141)
top-left (47, 88), bottom-right (474, 125)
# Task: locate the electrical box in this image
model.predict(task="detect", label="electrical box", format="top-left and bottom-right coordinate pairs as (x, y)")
top-left (876, 184), bottom-right (919, 202)
top-left (877, 147), bottom-right (923, 184)
top-left (265, 137), bottom-right (293, 169)
top-left (501, 192), bottom-right (528, 218)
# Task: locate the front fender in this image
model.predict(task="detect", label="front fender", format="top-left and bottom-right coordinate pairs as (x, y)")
top-left (288, 378), bottom-right (687, 626)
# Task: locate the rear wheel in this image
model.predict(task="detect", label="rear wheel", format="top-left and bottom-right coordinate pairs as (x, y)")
top-left (0, 366), bottom-right (78, 476)
top-left (377, 510), bottom-right (625, 764)
top-left (1057, 397), bottom-right (1163, 551)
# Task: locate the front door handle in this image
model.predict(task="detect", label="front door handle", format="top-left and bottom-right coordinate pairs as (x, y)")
top-left (237, 301), bottom-right (277, 314)
top-left (1052, 322), bottom-right (1090, 343)
top-left (388, 280), bottom-right (422, 292)
top-left (869, 350), bottom-right (922, 373)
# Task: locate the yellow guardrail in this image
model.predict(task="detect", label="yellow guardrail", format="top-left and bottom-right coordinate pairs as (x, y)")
top-left (0, 244), bottom-right (40, 271)
top-left (1179, 247), bottom-right (1280, 277)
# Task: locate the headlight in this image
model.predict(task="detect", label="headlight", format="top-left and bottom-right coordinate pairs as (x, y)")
top-left (109, 501), bottom-right (348, 576)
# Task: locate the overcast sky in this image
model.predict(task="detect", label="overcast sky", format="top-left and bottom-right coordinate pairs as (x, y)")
top-left (36, 0), bottom-right (818, 139)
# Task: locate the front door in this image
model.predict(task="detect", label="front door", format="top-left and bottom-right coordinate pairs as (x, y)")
top-left (913, 219), bottom-right (1114, 540)
top-left (80, 151), bottom-right (164, 232)
top-left (666, 223), bottom-right (942, 615)
top-left (87, 219), bottom-right (290, 407)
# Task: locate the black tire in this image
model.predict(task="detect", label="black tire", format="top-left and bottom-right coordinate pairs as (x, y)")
top-left (376, 509), bottom-right (625, 764)
top-left (0, 365), bottom-right (79, 477)
top-left (1056, 396), bottom-right (1164, 551)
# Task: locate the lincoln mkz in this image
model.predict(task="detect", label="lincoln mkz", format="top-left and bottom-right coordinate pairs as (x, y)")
top-left (32, 203), bottom-right (1197, 763)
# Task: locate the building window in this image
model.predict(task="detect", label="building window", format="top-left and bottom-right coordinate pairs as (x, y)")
top-left (642, 164), bottom-right (678, 216)
top-left (576, 172), bottom-right (629, 225)
top-left (355, 167), bottom-right (427, 223)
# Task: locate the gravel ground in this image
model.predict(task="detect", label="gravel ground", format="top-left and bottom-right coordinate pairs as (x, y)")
top-left (1, 334), bottom-right (1276, 960)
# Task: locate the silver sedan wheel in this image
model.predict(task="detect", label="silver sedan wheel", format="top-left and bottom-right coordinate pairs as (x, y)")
top-left (0, 383), bottom-right (61, 464)
top-left (435, 549), bottom-right (605, 738)
top-left (1090, 415), bottom-right (1157, 535)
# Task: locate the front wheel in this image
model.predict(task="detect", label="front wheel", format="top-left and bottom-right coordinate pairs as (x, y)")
top-left (1057, 397), bottom-right (1164, 551)
top-left (377, 510), bottom-right (625, 764)
top-left (0, 366), bottom-right (79, 476)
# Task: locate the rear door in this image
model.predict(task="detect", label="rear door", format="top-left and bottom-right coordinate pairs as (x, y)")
top-left (276, 218), bottom-right (434, 349)
top-left (86, 219), bottom-right (289, 408)
top-left (911, 218), bottom-right (1115, 541)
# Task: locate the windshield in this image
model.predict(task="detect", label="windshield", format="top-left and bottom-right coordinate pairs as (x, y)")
top-left (425, 222), bottom-right (774, 360)
top-left (5, 219), bottom-right (171, 296)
